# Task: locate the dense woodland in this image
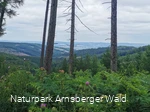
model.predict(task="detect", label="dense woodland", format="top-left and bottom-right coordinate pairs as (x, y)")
top-left (0, 0), bottom-right (150, 112)
top-left (0, 45), bottom-right (150, 112)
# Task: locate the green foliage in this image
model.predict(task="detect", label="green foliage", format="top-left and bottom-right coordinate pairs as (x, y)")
top-left (141, 46), bottom-right (150, 72)
top-left (100, 50), bottom-right (111, 69)
top-left (0, 70), bottom-right (33, 112)
top-left (1, 45), bottom-right (150, 111)
top-left (119, 45), bottom-right (150, 75)
top-left (58, 54), bottom-right (106, 75)
top-left (0, 68), bottom-right (149, 112)
top-left (61, 58), bottom-right (68, 72)
top-left (0, 55), bottom-right (8, 77)
top-left (0, 53), bottom-right (38, 74)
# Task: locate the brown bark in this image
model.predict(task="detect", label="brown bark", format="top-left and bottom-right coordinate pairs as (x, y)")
top-left (40, 0), bottom-right (49, 67)
top-left (44, 0), bottom-right (58, 74)
top-left (0, 4), bottom-right (5, 35)
top-left (69, 0), bottom-right (75, 75)
top-left (111, 0), bottom-right (117, 72)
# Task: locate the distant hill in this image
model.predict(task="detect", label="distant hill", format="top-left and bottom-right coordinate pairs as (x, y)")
top-left (0, 42), bottom-right (68, 57)
top-left (0, 42), bottom-right (41, 56)
top-left (0, 42), bottom-right (148, 58)
top-left (54, 41), bottom-right (147, 50)
top-left (0, 40), bottom-right (147, 49)
top-left (0, 42), bottom-right (149, 69)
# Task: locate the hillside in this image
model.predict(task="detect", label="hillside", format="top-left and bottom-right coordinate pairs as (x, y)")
top-left (0, 42), bottom-right (147, 58)
top-left (0, 43), bottom-right (149, 71)
top-left (0, 42), bottom-right (68, 57)
top-left (1, 44), bottom-right (150, 112)
top-left (0, 52), bottom-right (39, 70)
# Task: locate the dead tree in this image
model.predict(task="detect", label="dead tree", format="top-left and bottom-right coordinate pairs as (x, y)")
top-left (45, 0), bottom-right (58, 74)
top-left (40, 0), bottom-right (50, 67)
top-left (61, 0), bottom-right (97, 75)
top-left (0, 4), bottom-right (5, 36)
top-left (111, 0), bottom-right (117, 72)
top-left (69, 0), bottom-right (75, 75)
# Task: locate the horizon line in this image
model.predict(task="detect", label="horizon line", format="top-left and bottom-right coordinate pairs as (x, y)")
top-left (0, 40), bottom-right (149, 44)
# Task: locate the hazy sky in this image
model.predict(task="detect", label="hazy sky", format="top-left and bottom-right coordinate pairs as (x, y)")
top-left (1, 0), bottom-right (150, 43)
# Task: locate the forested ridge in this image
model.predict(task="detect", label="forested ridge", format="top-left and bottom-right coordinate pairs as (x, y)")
top-left (0, 42), bottom-right (146, 57)
top-left (0, 45), bottom-right (150, 112)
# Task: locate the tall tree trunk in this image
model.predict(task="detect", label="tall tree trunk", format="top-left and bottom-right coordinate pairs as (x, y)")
top-left (44, 0), bottom-right (58, 74)
top-left (40, 0), bottom-right (49, 67)
top-left (111, 0), bottom-right (117, 72)
top-left (0, 4), bottom-right (5, 34)
top-left (69, 0), bottom-right (75, 75)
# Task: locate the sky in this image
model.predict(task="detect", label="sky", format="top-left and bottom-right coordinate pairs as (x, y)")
top-left (0, 0), bottom-right (150, 43)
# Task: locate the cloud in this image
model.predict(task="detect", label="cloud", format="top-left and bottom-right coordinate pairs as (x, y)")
top-left (1, 0), bottom-right (150, 44)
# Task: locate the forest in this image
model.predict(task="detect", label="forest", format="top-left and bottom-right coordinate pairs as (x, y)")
top-left (0, 0), bottom-right (150, 112)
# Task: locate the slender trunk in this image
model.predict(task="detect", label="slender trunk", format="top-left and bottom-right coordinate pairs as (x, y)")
top-left (111, 0), bottom-right (117, 72)
top-left (0, 5), bottom-right (5, 32)
top-left (44, 0), bottom-right (58, 74)
top-left (69, 0), bottom-right (75, 75)
top-left (40, 0), bottom-right (49, 67)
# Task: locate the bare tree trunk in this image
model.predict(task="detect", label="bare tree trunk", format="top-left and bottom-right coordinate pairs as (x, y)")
top-left (45, 0), bottom-right (58, 74)
top-left (40, 0), bottom-right (49, 67)
top-left (69, 0), bottom-right (75, 75)
top-left (0, 8), bottom-right (4, 27)
top-left (0, 4), bottom-right (5, 35)
top-left (111, 0), bottom-right (117, 72)
top-left (0, 0), bottom-right (5, 24)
